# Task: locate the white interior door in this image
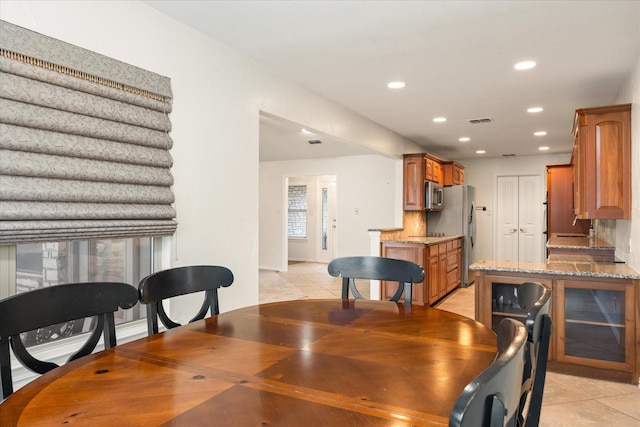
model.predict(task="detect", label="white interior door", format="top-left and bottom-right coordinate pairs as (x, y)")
top-left (497, 176), bottom-right (520, 261)
top-left (496, 175), bottom-right (544, 262)
top-left (518, 175), bottom-right (543, 262)
top-left (317, 178), bottom-right (336, 263)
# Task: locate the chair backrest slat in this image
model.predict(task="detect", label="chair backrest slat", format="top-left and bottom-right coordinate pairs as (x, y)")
top-left (138, 265), bottom-right (234, 336)
top-left (328, 256), bottom-right (424, 304)
top-left (449, 318), bottom-right (528, 427)
top-left (0, 282), bottom-right (138, 399)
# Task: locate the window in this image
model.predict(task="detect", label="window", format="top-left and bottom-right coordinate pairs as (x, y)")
top-left (288, 185), bottom-right (307, 238)
top-left (321, 187), bottom-right (328, 250)
top-left (9, 237), bottom-right (158, 347)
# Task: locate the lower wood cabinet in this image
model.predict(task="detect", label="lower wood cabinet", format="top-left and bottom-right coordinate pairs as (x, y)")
top-left (556, 279), bottom-right (635, 373)
top-left (380, 243), bottom-right (425, 304)
top-left (381, 238), bottom-right (462, 306)
top-left (475, 270), bottom-right (638, 383)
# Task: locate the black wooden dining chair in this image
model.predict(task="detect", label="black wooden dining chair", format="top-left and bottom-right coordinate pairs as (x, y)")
top-left (449, 318), bottom-right (528, 427)
top-left (138, 265), bottom-right (234, 335)
top-left (327, 256), bottom-right (425, 304)
top-left (515, 282), bottom-right (552, 427)
top-left (0, 282), bottom-right (139, 399)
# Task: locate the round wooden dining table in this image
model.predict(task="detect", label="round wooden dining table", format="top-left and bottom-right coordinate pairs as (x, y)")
top-left (0, 299), bottom-right (497, 426)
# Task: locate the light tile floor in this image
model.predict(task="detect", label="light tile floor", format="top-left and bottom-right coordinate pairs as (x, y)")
top-left (259, 261), bottom-right (640, 426)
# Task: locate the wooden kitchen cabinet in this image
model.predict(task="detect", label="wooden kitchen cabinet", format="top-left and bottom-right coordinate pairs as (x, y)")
top-left (446, 238), bottom-right (462, 293)
top-left (546, 164), bottom-right (590, 237)
top-left (433, 162), bottom-right (443, 184)
top-left (381, 238), bottom-right (462, 306)
top-left (479, 274), bottom-right (553, 332)
top-left (381, 242), bottom-right (425, 304)
top-left (426, 243), bottom-right (448, 304)
top-left (403, 154), bottom-right (425, 210)
top-left (571, 104), bottom-right (631, 219)
top-left (425, 157), bottom-right (434, 182)
top-left (404, 153), bottom-right (446, 210)
top-left (442, 161), bottom-right (465, 186)
top-left (425, 155), bottom-right (443, 184)
top-left (475, 269), bottom-right (639, 382)
top-left (555, 279), bottom-right (636, 374)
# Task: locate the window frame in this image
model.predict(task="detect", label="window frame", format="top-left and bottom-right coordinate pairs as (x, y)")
top-left (1, 235), bottom-right (170, 393)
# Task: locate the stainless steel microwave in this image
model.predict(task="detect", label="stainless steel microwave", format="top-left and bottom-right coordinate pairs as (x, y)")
top-left (425, 181), bottom-right (444, 211)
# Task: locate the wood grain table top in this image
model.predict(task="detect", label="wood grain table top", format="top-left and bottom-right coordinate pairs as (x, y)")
top-left (0, 299), bottom-right (497, 426)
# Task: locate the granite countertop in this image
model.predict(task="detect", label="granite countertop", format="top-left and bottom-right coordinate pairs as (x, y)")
top-left (546, 234), bottom-right (615, 251)
top-left (369, 227), bottom-right (404, 233)
top-left (381, 234), bottom-right (464, 245)
top-left (470, 259), bottom-right (640, 280)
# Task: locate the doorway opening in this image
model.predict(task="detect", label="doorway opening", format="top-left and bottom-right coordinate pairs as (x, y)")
top-left (287, 175), bottom-right (337, 264)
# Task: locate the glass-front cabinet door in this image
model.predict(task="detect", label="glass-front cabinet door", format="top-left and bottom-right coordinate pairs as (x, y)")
top-left (556, 279), bottom-right (635, 372)
top-left (484, 275), bottom-right (552, 333)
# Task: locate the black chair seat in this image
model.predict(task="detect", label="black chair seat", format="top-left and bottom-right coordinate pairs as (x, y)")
top-left (328, 256), bottom-right (425, 304)
top-left (0, 282), bottom-right (138, 399)
top-left (138, 265), bottom-right (234, 335)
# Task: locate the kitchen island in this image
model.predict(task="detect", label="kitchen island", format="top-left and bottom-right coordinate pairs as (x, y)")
top-left (471, 257), bottom-right (640, 384)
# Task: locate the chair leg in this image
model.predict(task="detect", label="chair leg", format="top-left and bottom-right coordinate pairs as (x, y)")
top-left (1, 339), bottom-right (14, 399)
top-left (404, 283), bottom-right (412, 305)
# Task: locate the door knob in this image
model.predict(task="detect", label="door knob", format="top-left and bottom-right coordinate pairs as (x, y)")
top-left (520, 228), bottom-right (526, 232)
top-left (511, 228), bottom-right (517, 233)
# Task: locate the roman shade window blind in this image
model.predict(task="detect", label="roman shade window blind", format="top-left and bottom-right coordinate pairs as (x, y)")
top-left (0, 20), bottom-right (177, 244)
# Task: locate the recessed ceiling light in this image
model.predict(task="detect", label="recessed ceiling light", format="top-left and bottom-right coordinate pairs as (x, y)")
top-left (539, 146), bottom-right (550, 151)
top-left (387, 81), bottom-right (405, 89)
top-left (301, 128), bottom-right (313, 135)
top-left (514, 60), bottom-right (536, 70)
top-left (459, 137), bottom-right (470, 142)
top-left (476, 150), bottom-right (486, 154)
top-left (433, 117), bottom-right (447, 123)
top-left (527, 107), bottom-right (543, 113)
top-left (534, 131), bottom-right (547, 136)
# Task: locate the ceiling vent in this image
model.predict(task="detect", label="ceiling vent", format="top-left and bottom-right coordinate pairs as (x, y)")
top-left (502, 153), bottom-right (516, 157)
top-left (468, 117), bottom-right (494, 124)
top-left (307, 139), bottom-right (322, 145)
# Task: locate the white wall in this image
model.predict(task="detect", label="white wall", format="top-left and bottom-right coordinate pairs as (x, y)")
top-left (462, 153), bottom-right (571, 262)
top-left (614, 54), bottom-right (640, 272)
top-left (1, 1), bottom-right (418, 315)
top-left (260, 155), bottom-right (399, 271)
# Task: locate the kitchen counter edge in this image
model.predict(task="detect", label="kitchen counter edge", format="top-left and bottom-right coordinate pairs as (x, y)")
top-left (380, 235), bottom-right (464, 245)
top-left (470, 259), bottom-right (640, 280)
top-left (546, 234), bottom-right (615, 251)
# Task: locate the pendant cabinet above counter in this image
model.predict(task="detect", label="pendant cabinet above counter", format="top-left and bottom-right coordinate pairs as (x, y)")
top-left (571, 104), bottom-right (631, 220)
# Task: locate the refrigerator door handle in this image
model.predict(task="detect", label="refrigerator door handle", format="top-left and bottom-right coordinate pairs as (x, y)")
top-left (468, 202), bottom-right (475, 248)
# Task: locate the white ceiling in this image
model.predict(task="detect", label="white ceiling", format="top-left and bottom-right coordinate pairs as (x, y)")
top-left (144, 1), bottom-right (640, 161)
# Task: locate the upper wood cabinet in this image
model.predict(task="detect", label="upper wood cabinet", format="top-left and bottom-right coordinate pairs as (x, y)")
top-left (442, 161), bottom-right (465, 186)
top-left (425, 155), bottom-right (443, 184)
top-left (403, 153), bottom-right (453, 210)
top-left (403, 153), bottom-right (426, 210)
top-left (571, 104), bottom-right (631, 219)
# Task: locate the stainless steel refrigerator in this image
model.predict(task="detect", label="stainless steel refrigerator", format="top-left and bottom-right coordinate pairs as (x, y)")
top-left (427, 185), bottom-right (476, 287)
